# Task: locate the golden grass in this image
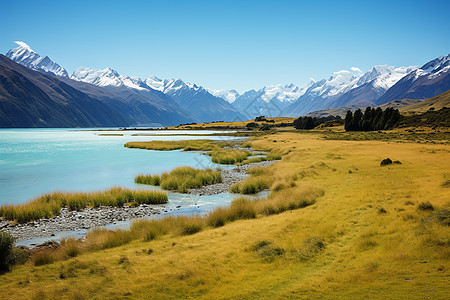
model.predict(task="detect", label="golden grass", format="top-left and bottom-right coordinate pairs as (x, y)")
top-left (125, 139), bottom-right (223, 151)
top-left (164, 117), bottom-right (297, 130)
top-left (208, 149), bottom-right (251, 164)
top-left (126, 140), bottom-right (253, 165)
top-left (0, 187), bottom-right (168, 223)
top-left (229, 176), bottom-right (270, 194)
top-left (135, 166), bottom-right (222, 193)
top-left (1, 131), bottom-right (449, 299)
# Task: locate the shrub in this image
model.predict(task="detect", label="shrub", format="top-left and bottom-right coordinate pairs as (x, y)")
top-left (0, 232), bottom-right (15, 272)
top-left (378, 207), bottom-right (387, 214)
top-left (7, 247), bottom-right (29, 266)
top-left (418, 202), bottom-right (434, 211)
top-left (380, 158), bottom-right (393, 166)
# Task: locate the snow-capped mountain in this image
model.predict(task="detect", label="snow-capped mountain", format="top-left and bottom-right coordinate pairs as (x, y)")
top-left (328, 65), bottom-right (419, 108)
top-left (71, 67), bottom-right (149, 90)
top-left (284, 65), bottom-right (419, 116)
top-left (5, 41), bottom-right (69, 77)
top-left (71, 67), bottom-right (244, 122)
top-left (145, 76), bottom-right (168, 92)
top-left (230, 83), bottom-right (311, 118)
top-left (207, 89), bottom-right (240, 103)
top-left (375, 54), bottom-right (450, 105)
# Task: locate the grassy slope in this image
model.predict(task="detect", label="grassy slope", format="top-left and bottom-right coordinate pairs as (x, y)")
top-left (400, 89), bottom-right (450, 114)
top-left (307, 89), bottom-right (450, 118)
top-left (1, 132), bottom-right (449, 299)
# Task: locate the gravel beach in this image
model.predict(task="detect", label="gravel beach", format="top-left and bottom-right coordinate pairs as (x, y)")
top-left (0, 157), bottom-right (275, 243)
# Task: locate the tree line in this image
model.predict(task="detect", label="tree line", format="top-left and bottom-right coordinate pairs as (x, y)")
top-left (345, 107), bottom-right (400, 131)
top-left (293, 115), bottom-right (341, 130)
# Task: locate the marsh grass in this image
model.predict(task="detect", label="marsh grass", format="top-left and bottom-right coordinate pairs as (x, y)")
top-left (86, 216), bottom-right (207, 250)
top-left (33, 251), bottom-right (56, 266)
top-left (60, 238), bottom-right (81, 258)
top-left (135, 167), bottom-right (222, 193)
top-left (84, 187), bottom-right (321, 251)
top-left (125, 140), bottom-right (221, 151)
top-left (0, 188), bottom-right (168, 223)
top-left (209, 149), bottom-right (251, 164)
top-left (229, 176), bottom-right (270, 194)
top-left (126, 140), bottom-right (263, 165)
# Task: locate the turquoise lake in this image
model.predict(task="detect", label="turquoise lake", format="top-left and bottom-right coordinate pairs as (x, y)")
top-left (0, 128), bottom-right (240, 206)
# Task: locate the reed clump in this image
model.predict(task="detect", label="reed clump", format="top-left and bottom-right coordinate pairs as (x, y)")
top-left (124, 140), bottom-right (223, 151)
top-left (230, 176), bottom-right (270, 194)
top-left (209, 149), bottom-right (251, 164)
top-left (0, 187), bottom-right (168, 223)
top-left (135, 167), bottom-right (222, 193)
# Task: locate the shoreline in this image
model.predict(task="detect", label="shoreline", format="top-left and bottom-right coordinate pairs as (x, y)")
top-left (0, 156), bottom-right (274, 244)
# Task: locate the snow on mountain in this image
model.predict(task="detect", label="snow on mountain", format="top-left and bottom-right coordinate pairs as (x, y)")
top-left (5, 41), bottom-right (69, 77)
top-left (260, 83), bottom-right (307, 103)
top-left (375, 54), bottom-right (450, 105)
top-left (207, 89), bottom-right (240, 103)
top-left (284, 65), bottom-right (419, 116)
top-left (145, 76), bottom-right (168, 92)
top-left (369, 65), bottom-right (418, 89)
top-left (71, 67), bottom-right (147, 90)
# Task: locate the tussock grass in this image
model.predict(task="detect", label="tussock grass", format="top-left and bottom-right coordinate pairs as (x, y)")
top-left (0, 187), bottom-right (168, 223)
top-left (418, 201), bottom-right (434, 211)
top-left (208, 188), bottom-right (320, 228)
top-left (135, 167), bottom-right (222, 193)
top-left (33, 251), bottom-right (56, 266)
top-left (125, 140), bottom-right (221, 151)
top-left (86, 216), bottom-right (207, 250)
top-left (126, 140), bottom-right (263, 165)
top-left (75, 187), bottom-right (321, 252)
top-left (209, 149), bottom-right (251, 164)
top-left (230, 176), bottom-right (270, 194)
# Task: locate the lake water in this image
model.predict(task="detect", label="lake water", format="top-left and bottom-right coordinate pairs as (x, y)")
top-left (0, 128), bottom-right (240, 205)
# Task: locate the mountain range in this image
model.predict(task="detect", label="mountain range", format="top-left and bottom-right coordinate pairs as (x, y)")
top-left (1, 41), bottom-right (449, 127)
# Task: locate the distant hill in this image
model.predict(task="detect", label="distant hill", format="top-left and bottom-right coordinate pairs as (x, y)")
top-left (399, 89), bottom-right (450, 113)
top-left (306, 89), bottom-right (450, 118)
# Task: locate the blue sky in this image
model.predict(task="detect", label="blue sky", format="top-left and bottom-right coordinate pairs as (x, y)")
top-left (1, 0), bottom-right (449, 93)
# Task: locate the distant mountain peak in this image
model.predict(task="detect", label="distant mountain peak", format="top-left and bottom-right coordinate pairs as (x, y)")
top-left (5, 41), bottom-right (69, 78)
top-left (71, 66), bottom-right (147, 90)
top-left (13, 41), bottom-right (35, 53)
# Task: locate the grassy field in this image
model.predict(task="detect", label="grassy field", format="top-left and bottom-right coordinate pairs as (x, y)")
top-left (1, 130), bottom-right (449, 299)
top-left (125, 139), bottom-right (283, 165)
top-left (164, 117), bottom-right (296, 130)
